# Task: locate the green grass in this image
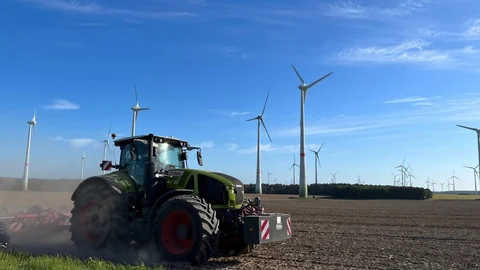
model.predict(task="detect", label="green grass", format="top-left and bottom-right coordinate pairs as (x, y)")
top-left (432, 193), bottom-right (480, 200)
top-left (0, 251), bottom-right (164, 270)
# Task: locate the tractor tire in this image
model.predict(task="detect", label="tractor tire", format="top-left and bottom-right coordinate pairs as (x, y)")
top-left (69, 181), bottom-right (130, 251)
top-left (0, 222), bottom-right (10, 248)
top-left (153, 194), bottom-right (220, 266)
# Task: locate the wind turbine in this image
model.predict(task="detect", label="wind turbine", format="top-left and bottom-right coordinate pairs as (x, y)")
top-left (102, 125), bottom-right (112, 175)
top-left (22, 110), bottom-right (37, 192)
top-left (289, 154), bottom-right (299, 185)
top-left (391, 172), bottom-right (399, 186)
top-left (395, 157), bottom-right (408, 186)
top-left (330, 172), bottom-right (337, 184)
top-left (291, 64), bottom-right (333, 198)
top-left (80, 152), bottom-right (85, 180)
top-left (425, 177), bottom-right (431, 190)
top-left (440, 182), bottom-right (445, 192)
top-left (267, 169), bottom-right (274, 185)
top-left (464, 165), bottom-right (479, 195)
top-left (457, 124), bottom-right (480, 185)
top-left (309, 143), bottom-right (324, 185)
top-left (448, 170), bottom-right (459, 193)
top-left (131, 85), bottom-right (150, 136)
top-left (246, 91), bottom-right (272, 194)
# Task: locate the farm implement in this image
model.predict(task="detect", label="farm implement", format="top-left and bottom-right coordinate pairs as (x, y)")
top-left (0, 204), bottom-right (71, 247)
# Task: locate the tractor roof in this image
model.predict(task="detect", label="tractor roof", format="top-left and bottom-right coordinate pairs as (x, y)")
top-left (114, 134), bottom-right (189, 147)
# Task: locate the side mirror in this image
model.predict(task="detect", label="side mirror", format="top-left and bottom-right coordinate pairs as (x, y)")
top-left (180, 152), bottom-right (188, 161)
top-left (197, 151), bottom-right (203, 166)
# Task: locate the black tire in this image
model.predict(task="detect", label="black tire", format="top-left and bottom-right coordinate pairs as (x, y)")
top-left (153, 194), bottom-right (220, 266)
top-left (69, 180), bottom-right (130, 251)
top-left (0, 222), bottom-right (10, 247)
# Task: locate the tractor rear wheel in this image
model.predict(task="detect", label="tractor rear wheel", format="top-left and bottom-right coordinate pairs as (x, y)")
top-left (0, 222), bottom-right (10, 248)
top-left (70, 181), bottom-right (130, 251)
top-left (153, 195), bottom-right (220, 266)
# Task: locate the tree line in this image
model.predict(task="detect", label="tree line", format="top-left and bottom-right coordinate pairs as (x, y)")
top-left (244, 183), bottom-right (433, 200)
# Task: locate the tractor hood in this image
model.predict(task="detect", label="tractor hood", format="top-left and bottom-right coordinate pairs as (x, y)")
top-left (165, 169), bottom-right (245, 206)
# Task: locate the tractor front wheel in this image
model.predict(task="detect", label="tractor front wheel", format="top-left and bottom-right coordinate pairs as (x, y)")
top-left (69, 180), bottom-right (130, 251)
top-left (153, 195), bottom-right (220, 266)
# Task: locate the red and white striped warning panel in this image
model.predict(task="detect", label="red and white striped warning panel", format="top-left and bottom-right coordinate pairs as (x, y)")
top-left (286, 217), bottom-right (292, 236)
top-left (10, 222), bottom-right (22, 233)
top-left (101, 160), bottom-right (112, 170)
top-left (261, 219), bottom-right (270, 240)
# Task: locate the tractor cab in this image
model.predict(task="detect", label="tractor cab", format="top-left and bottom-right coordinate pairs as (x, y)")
top-left (101, 133), bottom-right (203, 186)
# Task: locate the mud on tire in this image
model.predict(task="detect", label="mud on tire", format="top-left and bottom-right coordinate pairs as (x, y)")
top-left (153, 194), bottom-right (220, 266)
top-left (70, 180), bottom-right (130, 251)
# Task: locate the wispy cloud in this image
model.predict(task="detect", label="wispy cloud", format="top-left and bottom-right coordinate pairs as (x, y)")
top-left (336, 39), bottom-right (480, 70)
top-left (21, 0), bottom-right (198, 21)
top-left (274, 94), bottom-right (480, 138)
top-left (464, 18), bottom-right (480, 39)
top-left (199, 141), bottom-right (214, 148)
top-left (225, 143), bottom-right (238, 151)
top-left (383, 96), bottom-right (442, 104)
top-left (44, 99), bottom-right (80, 110)
top-left (322, 0), bottom-right (431, 20)
top-left (236, 143), bottom-right (323, 155)
top-left (209, 109), bottom-right (250, 117)
top-left (51, 136), bottom-right (97, 148)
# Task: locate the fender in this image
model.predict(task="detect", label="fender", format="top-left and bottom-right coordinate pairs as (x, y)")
top-left (71, 176), bottom-right (127, 201)
top-left (146, 189), bottom-right (194, 235)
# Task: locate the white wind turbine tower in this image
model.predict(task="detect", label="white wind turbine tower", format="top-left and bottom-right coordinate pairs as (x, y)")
top-left (102, 125), bottom-right (112, 175)
top-left (22, 110), bottom-right (37, 192)
top-left (291, 65), bottom-right (333, 198)
top-left (309, 142), bottom-right (324, 185)
top-left (246, 91), bottom-right (272, 194)
top-left (131, 85), bottom-right (150, 136)
top-left (80, 152), bottom-right (85, 180)
top-left (289, 154), bottom-right (299, 185)
top-left (464, 165), bottom-right (479, 195)
top-left (267, 169), bottom-right (274, 185)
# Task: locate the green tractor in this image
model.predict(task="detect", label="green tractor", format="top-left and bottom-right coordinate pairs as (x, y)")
top-left (69, 133), bottom-right (292, 266)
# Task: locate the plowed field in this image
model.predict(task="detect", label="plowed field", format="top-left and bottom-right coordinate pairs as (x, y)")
top-left (1, 191), bottom-right (479, 270)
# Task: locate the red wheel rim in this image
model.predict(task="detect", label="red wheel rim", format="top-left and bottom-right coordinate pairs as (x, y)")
top-left (80, 201), bottom-right (107, 243)
top-left (161, 211), bottom-right (194, 255)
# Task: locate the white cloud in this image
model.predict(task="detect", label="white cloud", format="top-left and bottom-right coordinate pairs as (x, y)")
top-left (225, 143), bottom-right (238, 151)
top-left (383, 96), bottom-right (442, 104)
top-left (274, 94), bottom-right (480, 137)
top-left (199, 141), bottom-right (214, 148)
top-left (322, 0), bottom-right (431, 20)
top-left (44, 99), bottom-right (80, 110)
top-left (337, 40), bottom-right (451, 65)
top-left (21, 0), bottom-right (198, 21)
top-left (50, 136), bottom-right (97, 148)
top-left (464, 18), bottom-right (480, 39)
top-left (209, 109), bottom-right (250, 117)
top-left (236, 143), bottom-right (323, 155)
top-left (336, 39), bottom-right (480, 70)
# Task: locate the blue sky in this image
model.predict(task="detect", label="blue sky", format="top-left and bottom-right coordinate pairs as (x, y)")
top-left (1, 0), bottom-right (480, 191)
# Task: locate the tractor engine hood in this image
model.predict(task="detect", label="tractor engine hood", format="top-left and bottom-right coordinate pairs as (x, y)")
top-left (199, 171), bottom-right (245, 206)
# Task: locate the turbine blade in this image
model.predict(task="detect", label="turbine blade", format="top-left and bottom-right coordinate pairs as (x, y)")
top-left (261, 91), bottom-right (270, 116)
top-left (134, 84), bottom-right (138, 104)
top-left (290, 164), bottom-right (294, 169)
top-left (318, 142), bottom-right (324, 152)
top-left (246, 117), bottom-right (257, 122)
top-left (307, 71), bottom-right (333, 89)
top-left (138, 107), bottom-right (150, 111)
top-left (260, 118), bottom-right (272, 142)
top-left (317, 155), bottom-right (321, 168)
top-left (291, 64), bottom-right (305, 84)
top-left (309, 149), bottom-right (315, 153)
top-left (106, 124), bottom-right (112, 140)
top-left (457, 124), bottom-right (478, 131)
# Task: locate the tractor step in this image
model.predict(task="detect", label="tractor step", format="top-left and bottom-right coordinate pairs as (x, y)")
top-left (242, 213), bottom-right (292, 244)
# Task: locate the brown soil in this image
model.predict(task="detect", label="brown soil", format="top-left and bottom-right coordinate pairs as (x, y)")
top-left (0, 191), bottom-right (479, 269)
